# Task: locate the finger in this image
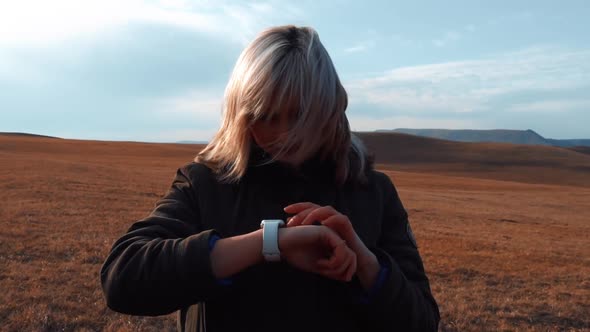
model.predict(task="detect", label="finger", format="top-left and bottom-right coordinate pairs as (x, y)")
top-left (319, 255), bottom-right (350, 281)
top-left (320, 249), bottom-right (355, 281)
top-left (316, 240), bottom-right (348, 270)
top-left (321, 214), bottom-right (351, 230)
top-left (300, 206), bottom-right (339, 226)
top-left (286, 207), bottom-right (316, 227)
top-left (284, 202), bottom-right (317, 214)
top-left (320, 215), bottom-right (353, 239)
top-left (299, 206), bottom-right (332, 225)
top-left (317, 254), bottom-right (349, 280)
top-left (332, 248), bottom-right (354, 276)
top-left (344, 253), bottom-right (357, 281)
top-left (323, 227), bottom-right (349, 251)
top-left (339, 249), bottom-right (357, 282)
top-left (317, 244), bottom-right (346, 270)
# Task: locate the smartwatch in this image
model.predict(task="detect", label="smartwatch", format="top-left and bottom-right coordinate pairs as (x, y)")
top-left (260, 219), bottom-right (285, 262)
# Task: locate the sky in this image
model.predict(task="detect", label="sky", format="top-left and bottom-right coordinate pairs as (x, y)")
top-left (1, 0), bottom-right (589, 142)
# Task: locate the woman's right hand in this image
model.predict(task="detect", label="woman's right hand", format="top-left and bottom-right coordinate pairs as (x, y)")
top-left (277, 225), bottom-right (357, 282)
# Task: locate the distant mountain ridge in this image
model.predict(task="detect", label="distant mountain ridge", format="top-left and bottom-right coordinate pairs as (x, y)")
top-left (176, 140), bottom-right (208, 144)
top-left (4, 130), bottom-right (588, 148)
top-left (381, 129), bottom-right (590, 147)
top-left (0, 132), bottom-right (60, 139)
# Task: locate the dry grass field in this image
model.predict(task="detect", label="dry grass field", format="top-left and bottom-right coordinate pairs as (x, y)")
top-left (1, 133), bottom-right (589, 331)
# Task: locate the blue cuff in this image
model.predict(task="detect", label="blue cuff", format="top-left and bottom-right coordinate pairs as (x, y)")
top-left (208, 234), bottom-right (233, 286)
top-left (358, 261), bottom-right (391, 304)
top-left (208, 234), bottom-right (221, 251)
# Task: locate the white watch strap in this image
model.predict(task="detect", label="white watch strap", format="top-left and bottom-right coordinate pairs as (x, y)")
top-left (260, 219), bottom-right (284, 262)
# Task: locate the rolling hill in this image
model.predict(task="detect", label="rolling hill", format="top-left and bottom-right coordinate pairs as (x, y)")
top-left (384, 129), bottom-right (590, 147)
top-left (2, 132), bottom-right (589, 188)
top-left (356, 131), bottom-right (590, 187)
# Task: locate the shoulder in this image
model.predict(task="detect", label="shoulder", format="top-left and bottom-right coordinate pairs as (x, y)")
top-left (179, 161), bottom-right (214, 177)
top-left (369, 169), bottom-right (390, 183)
top-left (367, 169), bottom-right (395, 189)
top-left (366, 169), bottom-right (403, 201)
top-left (368, 169), bottom-right (408, 220)
top-left (176, 161), bottom-right (221, 187)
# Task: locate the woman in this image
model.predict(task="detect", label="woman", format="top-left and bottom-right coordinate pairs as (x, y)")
top-left (100, 25), bottom-right (439, 331)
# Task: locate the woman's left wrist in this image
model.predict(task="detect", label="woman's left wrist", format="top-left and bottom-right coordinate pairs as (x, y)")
top-left (356, 250), bottom-right (380, 290)
top-left (357, 249), bottom-right (378, 274)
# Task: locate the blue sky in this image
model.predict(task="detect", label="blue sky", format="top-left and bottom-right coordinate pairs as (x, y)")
top-left (1, 0), bottom-right (589, 142)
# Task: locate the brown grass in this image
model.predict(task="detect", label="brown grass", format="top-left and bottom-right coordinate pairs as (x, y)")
top-left (0, 134), bottom-right (588, 331)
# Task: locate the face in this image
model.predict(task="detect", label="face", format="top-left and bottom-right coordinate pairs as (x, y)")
top-left (249, 109), bottom-right (298, 161)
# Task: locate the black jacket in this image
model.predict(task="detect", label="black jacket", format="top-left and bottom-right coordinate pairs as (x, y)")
top-left (100, 146), bottom-right (440, 331)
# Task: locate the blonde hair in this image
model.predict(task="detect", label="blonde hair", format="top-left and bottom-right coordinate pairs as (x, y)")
top-left (196, 25), bottom-right (371, 185)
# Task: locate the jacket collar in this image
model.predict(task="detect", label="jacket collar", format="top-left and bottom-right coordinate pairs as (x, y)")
top-left (247, 142), bottom-right (336, 181)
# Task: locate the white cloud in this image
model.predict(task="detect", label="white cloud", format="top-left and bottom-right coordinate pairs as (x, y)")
top-left (507, 99), bottom-right (590, 113)
top-left (0, 0), bottom-right (304, 47)
top-left (431, 23), bottom-right (478, 48)
top-left (0, 0), bottom-right (133, 46)
top-left (390, 33), bottom-right (417, 47)
top-left (149, 88), bottom-right (225, 122)
top-left (344, 40), bottom-right (376, 53)
top-left (142, 87), bottom-right (225, 141)
top-left (346, 46), bottom-right (590, 115)
top-left (432, 30), bottom-right (461, 47)
top-left (464, 24), bottom-right (476, 32)
top-left (487, 11), bottom-right (536, 26)
top-left (0, 51), bottom-right (45, 83)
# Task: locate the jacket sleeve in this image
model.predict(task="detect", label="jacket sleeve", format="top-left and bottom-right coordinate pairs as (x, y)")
top-left (357, 171), bottom-right (440, 331)
top-left (100, 163), bottom-right (232, 316)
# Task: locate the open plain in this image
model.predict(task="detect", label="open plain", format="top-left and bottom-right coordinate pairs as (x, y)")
top-left (0, 133), bottom-right (588, 331)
